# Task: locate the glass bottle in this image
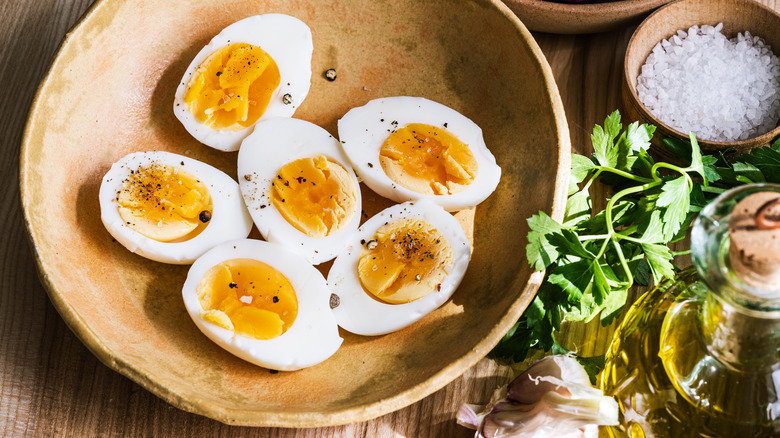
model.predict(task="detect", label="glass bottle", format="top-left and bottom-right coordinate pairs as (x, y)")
top-left (601, 184), bottom-right (780, 437)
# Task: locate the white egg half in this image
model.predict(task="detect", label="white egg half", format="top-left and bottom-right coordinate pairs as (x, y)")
top-left (99, 151), bottom-right (253, 264)
top-left (174, 14), bottom-right (313, 152)
top-left (182, 239), bottom-right (343, 371)
top-left (237, 118), bottom-right (362, 265)
top-left (337, 96), bottom-right (501, 211)
top-left (328, 200), bottom-right (471, 336)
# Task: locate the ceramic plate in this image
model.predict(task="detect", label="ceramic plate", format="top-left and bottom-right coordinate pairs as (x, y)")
top-left (20, 0), bottom-right (569, 427)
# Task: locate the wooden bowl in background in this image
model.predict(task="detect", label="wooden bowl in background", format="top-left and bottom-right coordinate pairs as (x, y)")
top-left (20, 0), bottom-right (570, 428)
top-left (505, 0), bottom-right (672, 35)
top-left (623, 0), bottom-right (780, 159)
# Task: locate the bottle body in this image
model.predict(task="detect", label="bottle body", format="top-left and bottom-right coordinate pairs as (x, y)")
top-left (602, 267), bottom-right (780, 437)
top-left (602, 184), bottom-right (780, 438)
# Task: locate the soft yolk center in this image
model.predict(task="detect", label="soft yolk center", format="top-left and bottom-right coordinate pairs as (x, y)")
top-left (197, 258), bottom-right (298, 340)
top-left (117, 163), bottom-right (212, 242)
top-left (380, 123), bottom-right (478, 195)
top-left (357, 219), bottom-right (454, 304)
top-left (271, 156), bottom-right (358, 238)
top-left (183, 43), bottom-right (281, 131)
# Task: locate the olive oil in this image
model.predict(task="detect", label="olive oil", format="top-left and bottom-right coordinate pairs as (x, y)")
top-left (601, 185), bottom-right (780, 437)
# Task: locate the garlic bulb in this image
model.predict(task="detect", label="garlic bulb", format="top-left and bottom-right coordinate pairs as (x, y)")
top-left (457, 355), bottom-right (618, 438)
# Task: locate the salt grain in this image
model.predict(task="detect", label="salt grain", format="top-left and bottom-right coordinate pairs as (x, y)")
top-left (637, 23), bottom-right (780, 142)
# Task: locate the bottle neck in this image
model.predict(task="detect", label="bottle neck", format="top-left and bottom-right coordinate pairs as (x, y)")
top-left (692, 184), bottom-right (780, 370)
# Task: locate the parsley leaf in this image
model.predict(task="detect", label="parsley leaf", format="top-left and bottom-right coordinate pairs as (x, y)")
top-left (623, 121), bottom-right (655, 154)
top-left (641, 242), bottom-right (676, 283)
top-left (741, 146), bottom-right (780, 183)
top-left (603, 110), bottom-right (622, 143)
top-left (637, 209), bottom-right (665, 244)
top-left (548, 260), bottom-right (593, 303)
top-left (701, 155), bottom-right (721, 184)
top-left (563, 190), bottom-right (591, 227)
top-left (525, 212), bottom-right (563, 271)
top-left (733, 162), bottom-right (765, 183)
top-left (494, 114), bottom-right (777, 371)
top-left (686, 133), bottom-right (707, 185)
top-left (592, 111), bottom-right (620, 167)
top-left (571, 154), bottom-right (597, 184)
top-left (656, 176), bottom-right (691, 240)
top-left (492, 111), bottom-right (726, 369)
top-left (696, 140), bottom-right (780, 188)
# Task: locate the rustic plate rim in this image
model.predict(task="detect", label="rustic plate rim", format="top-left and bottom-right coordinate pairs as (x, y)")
top-left (505, 0), bottom-right (674, 34)
top-left (19, 0), bottom-right (571, 427)
top-left (518, 0), bottom-right (669, 13)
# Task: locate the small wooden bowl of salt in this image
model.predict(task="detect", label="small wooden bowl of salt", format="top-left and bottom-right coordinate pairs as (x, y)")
top-left (623, 0), bottom-right (780, 160)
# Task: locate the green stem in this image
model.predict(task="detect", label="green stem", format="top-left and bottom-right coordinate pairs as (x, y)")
top-left (581, 168), bottom-right (603, 194)
top-left (578, 234), bottom-right (611, 241)
top-left (652, 162), bottom-right (695, 197)
top-left (617, 234), bottom-right (646, 244)
top-left (604, 181), bottom-right (660, 236)
top-left (671, 250), bottom-right (691, 257)
top-left (594, 234), bottom-right (613, 260)
top-left (595, 166), bottom-right (654, 184)
top-left (651, 162), bottom-right (688, 178)
top-left (612, 238), bottom-right (633, 287)
top-left (702, 185), bottom-right (726, 194)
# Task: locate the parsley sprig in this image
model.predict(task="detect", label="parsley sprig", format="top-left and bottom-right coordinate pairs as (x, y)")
top-left (493, 110), bottom-right (780, 367)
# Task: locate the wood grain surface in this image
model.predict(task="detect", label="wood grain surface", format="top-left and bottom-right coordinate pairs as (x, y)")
top-left (2, 0), bottom-right (778, 437)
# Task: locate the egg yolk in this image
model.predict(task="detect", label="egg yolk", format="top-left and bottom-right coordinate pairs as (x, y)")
top-left (380, 123), bottom-right (478, 195)
top-left (117, 163), bottom-right (212, 242)
top-left (271, 156), bottom-right (358, 238)
top-left (197, 258), bottom-right (298, 340)
top-left (358, 219), bottom-right (454, 304)
top-left (183, 43), bottom-right (281, 131)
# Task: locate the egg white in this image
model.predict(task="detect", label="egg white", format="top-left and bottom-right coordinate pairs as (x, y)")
top-left (327, 200), bottom-right (471, 336)
top-left (237, 118), bottom-right (362, 265)
top-left (181, 239), bottom-right (343, 371)
top-left (337, 96), bottom-right (501, 211)
top-left (98, 151), bottom-right (253, 264)
top-left (173, 14), bottom-right (313, 152)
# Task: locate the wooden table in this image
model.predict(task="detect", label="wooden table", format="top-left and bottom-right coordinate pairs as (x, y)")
top-left (3, 1), bottom-right (778, 436)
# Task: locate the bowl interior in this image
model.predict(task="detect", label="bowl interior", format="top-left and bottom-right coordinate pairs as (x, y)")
top-left (624, 0), bottom-right (780, 153)
top-left (20, 0), bottom-right (568, 427)
top-left (505, 0), bottom-right (672, 34)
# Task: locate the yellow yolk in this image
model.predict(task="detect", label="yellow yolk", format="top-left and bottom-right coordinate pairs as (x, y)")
top-left (380, 123), bottom-right (478, 195)
top-left (183, 43), bottom-right (281, 131)
top-left (196, 258), bottom-right (298, 340)
top-left (271, 156), bottom-right (357, 238)
top-left (117, 164), bottom-right (212, 242)
top-left (358, 219), bottom-right (454, 304)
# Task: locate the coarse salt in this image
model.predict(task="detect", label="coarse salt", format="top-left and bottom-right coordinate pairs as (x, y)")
top-left (637, 23), bottom-right (780, 142)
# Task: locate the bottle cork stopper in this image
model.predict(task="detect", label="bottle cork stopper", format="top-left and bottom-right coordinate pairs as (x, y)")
top-left (728, 192), bottom-right (780, 293)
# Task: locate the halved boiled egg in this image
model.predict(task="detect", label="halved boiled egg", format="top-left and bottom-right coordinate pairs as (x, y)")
top-left (174, 14), bottom-right (313, 152)
top-left (327, 200), bottom-right (471, 335)
top-left (337, 96), bottom-right (501, 211)
top-left (182, 239), bottom-right (343, 371)
top-left (99, 151), bottom-right (252, 264)
top-left (238, 118), bottom-right (361, 264)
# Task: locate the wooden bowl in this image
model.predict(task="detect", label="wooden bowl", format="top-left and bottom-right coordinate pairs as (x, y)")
top-left (623, 0), bottom-right (780, 159)
top-left (505, 0), bottom-right (672, 35)
top-left (20, 0), bottom-right (570, 428)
